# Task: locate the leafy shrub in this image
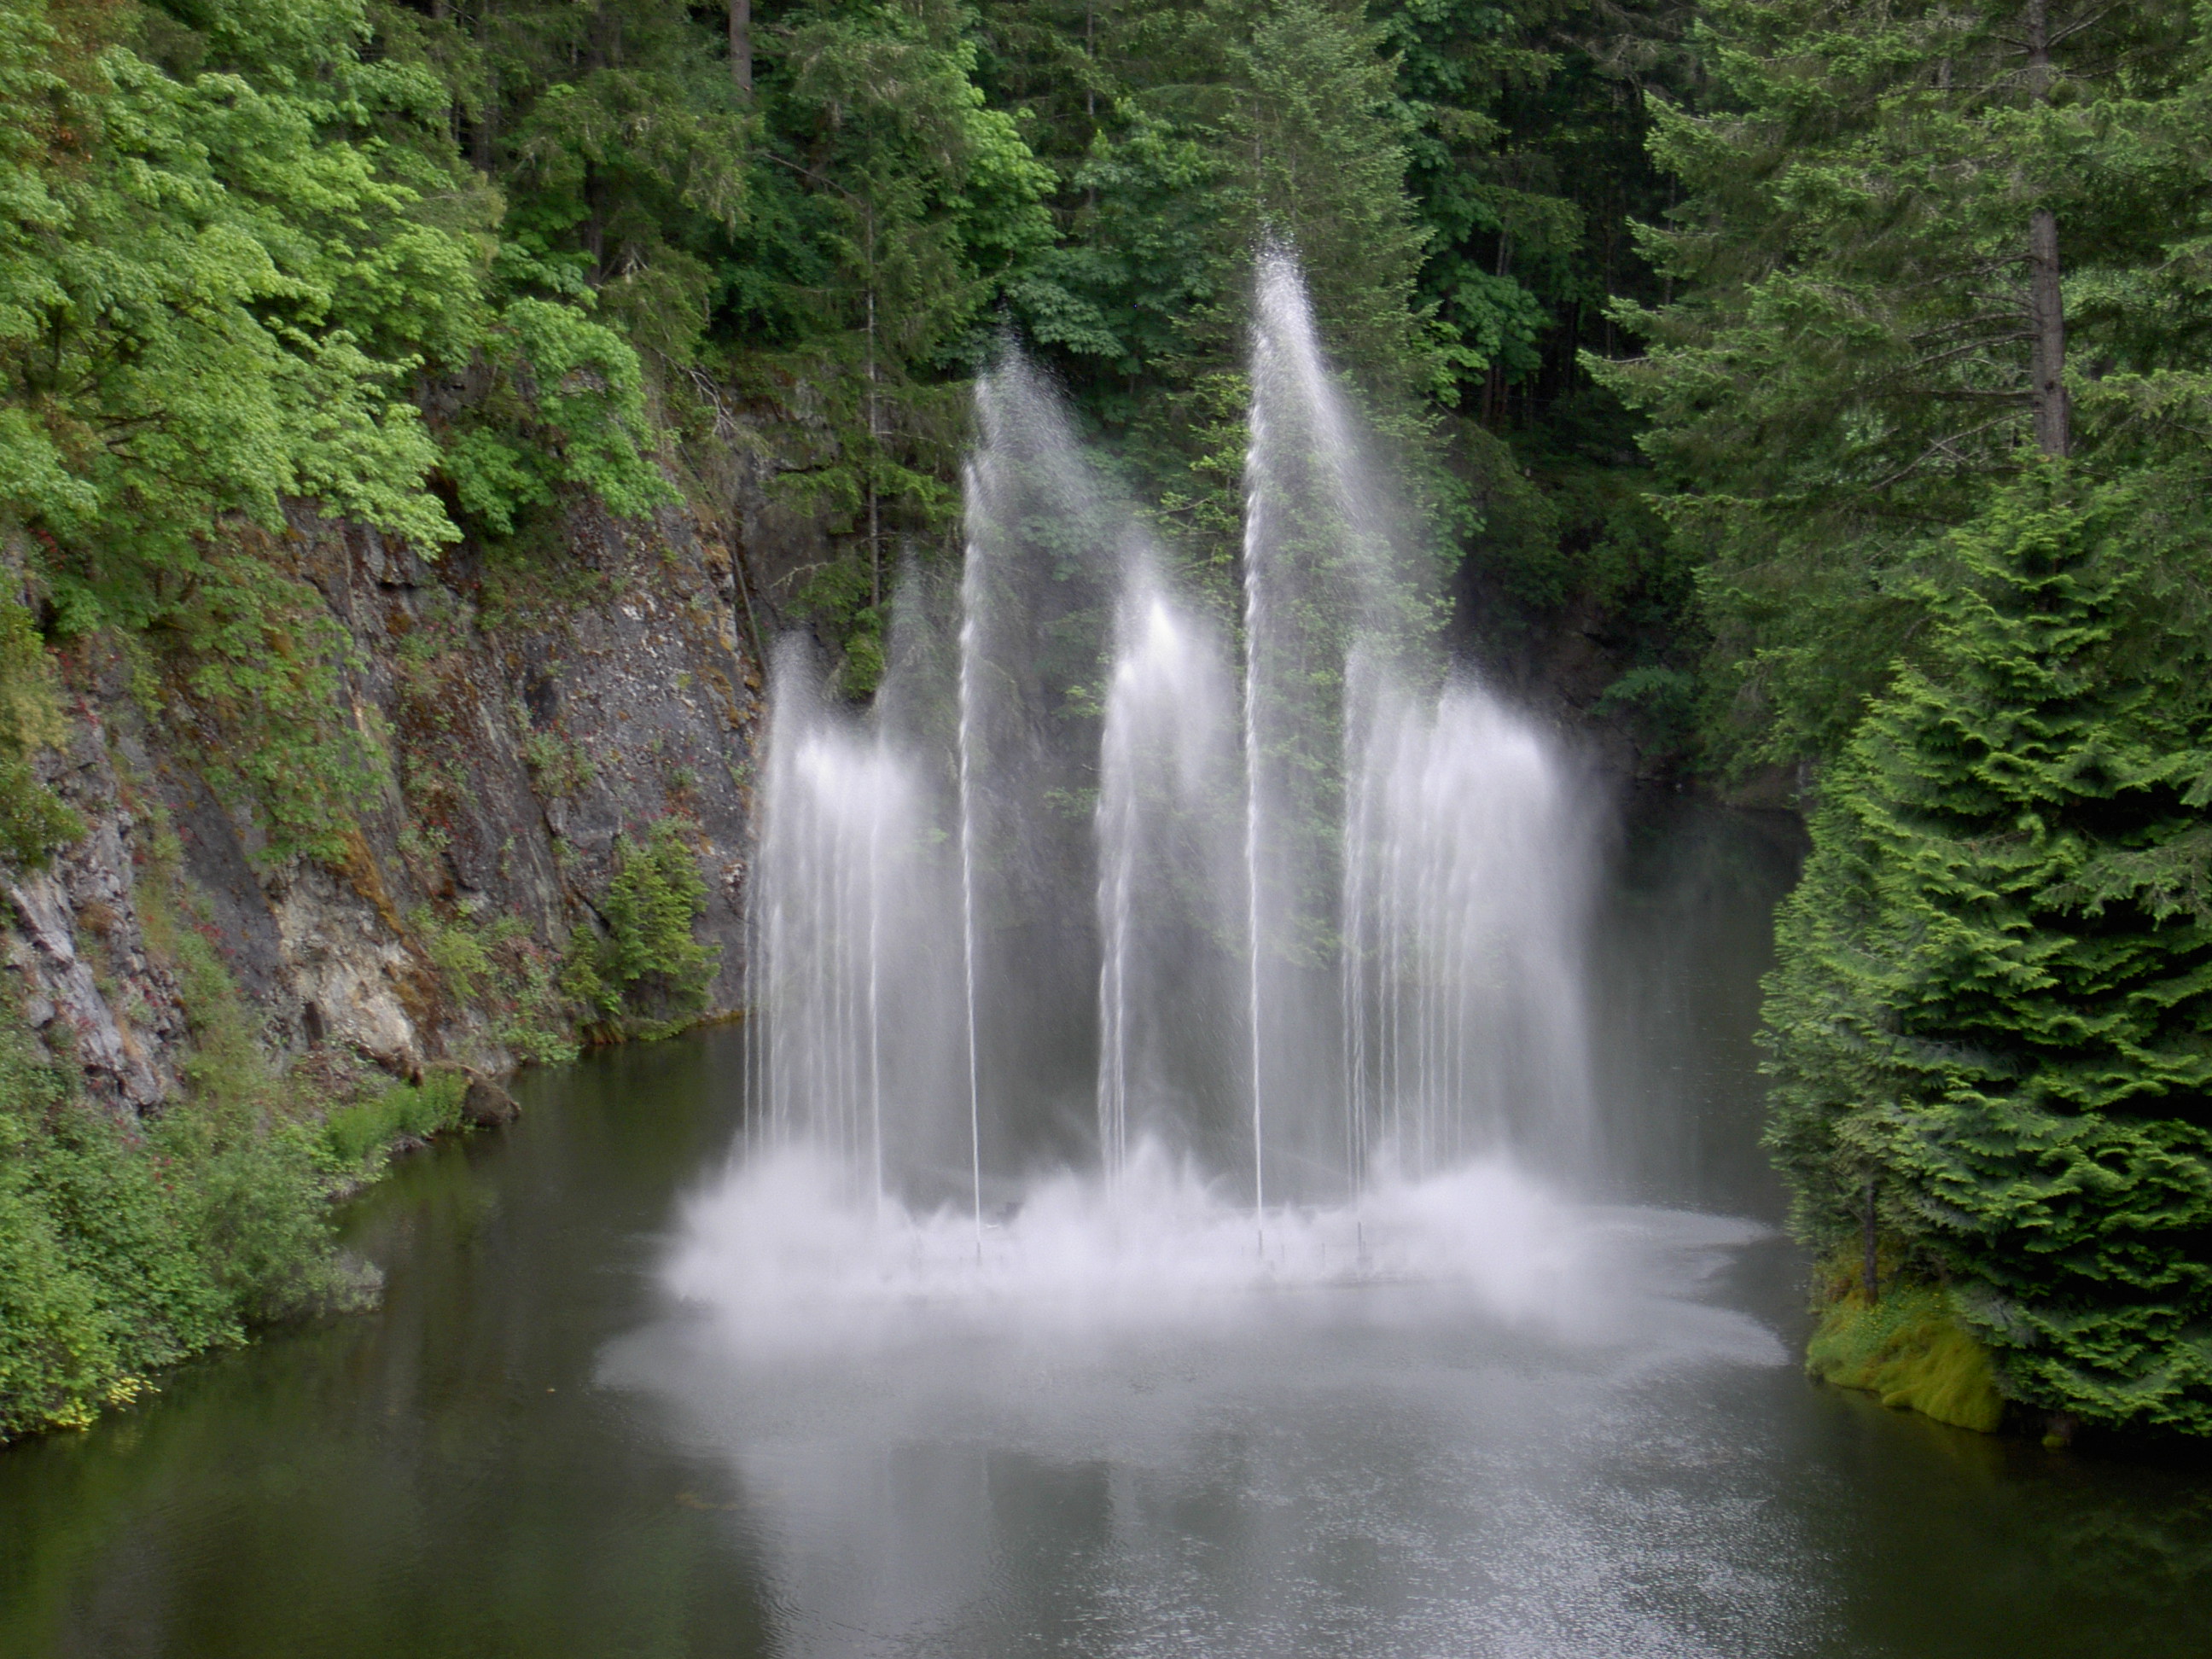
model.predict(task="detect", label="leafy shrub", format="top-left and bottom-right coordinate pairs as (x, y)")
top-left (0, 843), bottom-right (404, 1441)
top-left (0, 991), bottom-right (376, 1440)
top-left (412, 908), bottom-right (582, 1067)
top-left (520, 728), bottom-right (596, 798)
top-left (573, 818), bottom-right (718, 1039)
top-left (441, 300), bottom-right (675, 538)
top-left (318, 1072), bottom-right (469, 1173)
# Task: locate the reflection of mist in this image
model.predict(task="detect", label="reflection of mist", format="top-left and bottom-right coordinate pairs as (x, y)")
top-left (1586, 796), bottom-right (1807, 1217)
top-left (606, 1145), bottom-right (1799, 1657)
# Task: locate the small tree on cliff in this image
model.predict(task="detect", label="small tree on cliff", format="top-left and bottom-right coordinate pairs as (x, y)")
top-left (1762, 468), bottom-right (2212, 1434)
top-left (568, 819), bottom-right (719, 1040)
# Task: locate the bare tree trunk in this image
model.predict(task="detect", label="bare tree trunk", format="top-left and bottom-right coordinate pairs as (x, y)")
top-left (2025, 0), bottom-right (2070, 457)
top-left (730, 0), bottom-right (753, 97)
top-left (473, 0), bottom-right (498, 178)
top-left (582, 163), bottom-right (607, 285)
top-left (1084, 0), bottom-right (1098, 214)
top-left (866, 285), bottom-right (881, 614)
top-left (864, 208), bottom-right (881, 614)
top-left (2029, 208), bottom-right (2069, 456)
top-left (1862, 1179), bottom-right (1880, 1303)
top-left (731, 519), bottom-right (770, 677)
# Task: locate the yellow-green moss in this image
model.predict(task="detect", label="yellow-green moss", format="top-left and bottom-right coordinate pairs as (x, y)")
top-left (1806, 1281), bottom-right (2005, 1433)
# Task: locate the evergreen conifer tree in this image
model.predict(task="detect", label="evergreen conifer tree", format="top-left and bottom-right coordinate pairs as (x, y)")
top-left (1764, 467), bottom-right (2212, 1433)
top-left (1606, 0), bottom-right (2211, 770)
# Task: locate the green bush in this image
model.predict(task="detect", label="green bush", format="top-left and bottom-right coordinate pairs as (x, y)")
top-left (0, 846), bottom-right (433, 1441)
top-left (573, 818), bottom-right (718, 1040)
top-left (317, 1072), bottom-right (469, 1174)
top-left (0, 991), bottom-right (376, 1440)
top-left (0, 1026), bottom-right (122, 1433)
top-left (411, 908), bottom-right (583, 1067)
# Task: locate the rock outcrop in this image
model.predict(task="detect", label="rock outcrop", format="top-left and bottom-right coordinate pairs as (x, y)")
top-left (3, 492), bottom-right (770, 1112)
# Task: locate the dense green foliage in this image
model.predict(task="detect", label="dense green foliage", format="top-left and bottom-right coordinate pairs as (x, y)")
top-left (0, 0), bottom-right (1697, 696)
top-left (1621, 0), bottom-right (2212, 1437)
top-left (1610, 0), bottom-right (2211, 769)
top-left (1763, 473), bottom-right (2212, 1432)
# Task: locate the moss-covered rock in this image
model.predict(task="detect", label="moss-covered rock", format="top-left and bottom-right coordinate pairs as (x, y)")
top-left (1807, 1281), bottom-right (2005, 1433)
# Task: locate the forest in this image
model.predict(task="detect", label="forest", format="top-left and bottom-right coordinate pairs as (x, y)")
top-left (3, 0), bottom-right (2211, 1445)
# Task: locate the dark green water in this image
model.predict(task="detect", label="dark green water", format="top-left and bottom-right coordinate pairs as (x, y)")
top-left (3, 800), bottom-right (2210, 1658)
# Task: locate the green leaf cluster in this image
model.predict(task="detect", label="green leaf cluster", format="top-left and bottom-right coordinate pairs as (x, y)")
top-left (0, 0), bottom-right (681, 599)
top-left (1, 0), bottom-right (467, 598)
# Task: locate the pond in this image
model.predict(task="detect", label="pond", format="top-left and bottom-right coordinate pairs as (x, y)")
top-left (3, 798), bottom-right (2209, 1659)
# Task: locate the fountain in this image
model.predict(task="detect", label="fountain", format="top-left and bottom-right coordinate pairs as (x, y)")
top-left (719, 247), bottom-right (1594, 1298)
top-left (636, 255), bottom-right (1818, 1656)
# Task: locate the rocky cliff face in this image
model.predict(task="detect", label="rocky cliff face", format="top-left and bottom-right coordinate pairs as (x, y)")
top-left (4, 496), bottom-right (768, 1117)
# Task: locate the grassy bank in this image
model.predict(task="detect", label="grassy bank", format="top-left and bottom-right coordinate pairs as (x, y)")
top-left (1806, 1279), bottom-right (2006, 1435)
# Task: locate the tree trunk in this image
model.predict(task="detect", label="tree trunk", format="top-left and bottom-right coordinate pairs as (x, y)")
top-left (730, 0), bottom-right (752, 97)
top-left (2024, 0), bottom-right (2070, 457)
top-left (1862, 1179), bottom-right (1880, 1302)
top-left (582, 163), bottom-right (608, 286)
top-left (2029, 208), bottom-right (2069, 456)
top-left (731, 522), bottom-right (769, 676)
top-left (866, 280), bottom-right (881, 613)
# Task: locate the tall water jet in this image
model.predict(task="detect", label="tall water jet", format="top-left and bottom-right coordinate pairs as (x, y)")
top-left (957, 523), bottom-right (986, 1243)
top-left (1239, 247), bottom-right (1418, 1205)
top-left (953, 359), bottom-right (1124, 1181)
top-left (1342, 672), bottom-right (1594, 1179)
top-left (1239, 395), bottom-right (1269, 1218)
top-left (1237, 246), bottom-right (1595, 1200)
top-left (1095, 568), bottom-right (1243, 1184)
top-left (752, 354), bottom-right (1140, 1214)
top-left (750, 640), bottom-right (962, 1202)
